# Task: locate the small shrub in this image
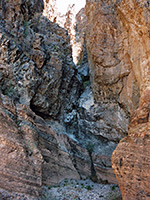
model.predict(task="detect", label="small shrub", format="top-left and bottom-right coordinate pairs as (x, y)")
top-left (17, 120), bottom-right (22, 127)
top-left (64, 179), bottom-right (68, 183)
top-left (83, 80), bottom-right (90, 88)
top-left (48, 186), bottom-right (52, 190)
top-left (4, 84), bottom-right (16, 97)
top-left (120, 137), bottom-right (127, 143)
top-left (106, 191), bottom-right (122, 200)
top-left (41, 194), bottom-right (47, 200)
top-left (111, 185), bottom-right (116, 191)
top-left (85, 185), bottom-right (92, 191)
top-left (24, 21), bottom-right (29, 37)
top-left (86, 142), bottom-right (94, 154)
top-left (53, 44), bottom-right (59, 52)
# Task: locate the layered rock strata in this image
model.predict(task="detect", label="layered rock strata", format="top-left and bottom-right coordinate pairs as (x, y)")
top-left (0, 94), bottom-right (43, 198)
top-left (106, 0), bottom-right (150, 199)
top-left (0, 0), bottom-right (81, 198)
top-left (85, 0), bottom-right (140, 114)
top-left (0, 0), bottom-right (118, 198)
top-left (85, 0), bottom-right (141, 191)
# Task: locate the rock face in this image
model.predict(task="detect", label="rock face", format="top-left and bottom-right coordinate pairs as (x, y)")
top-left (104, 0), bottom-right (150, 199)
top-left (85, 0), bottom-right (150, 199)
top-left (85, 0), bottom-right (140, 114)
top-left (112, 90), bottom-right (150, 200)
top-left (0, 0), bottom-right (119, 198)
top-left (0, 93), bottom-right (84, 199)
top-left (43, 1), bottom-right (87, 65)
top-left (85, 0), bottom-right (138, 187)
top-left (0, 0), bottom-right (78, 117)
top-left (0, 94), bottom-right (43, 199)
top-left (0, 0), bottom-right (82, 198)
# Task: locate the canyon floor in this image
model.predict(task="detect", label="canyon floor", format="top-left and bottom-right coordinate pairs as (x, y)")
top-left (0, 179), bottom-right (122, 200)
top-left (42, 179), bottom-right (122, 200)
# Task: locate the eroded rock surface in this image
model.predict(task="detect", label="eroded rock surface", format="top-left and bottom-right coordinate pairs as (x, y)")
top-left (0, 0), bottom-right (82, 198)
top-left (0, 0), bottom-right (118, 198)
top-left (0, 93), bottom-right (83, 199)
top-left (0, 1), bottom-right (79, 117)
top-left (109, 0), bottom-right (150, 199)
top-left (84, 0), bottom-right (138, 187)
top-left (85, 0), bottom-right (140, 114)
top-left (112, 90), bottom-right (150, 200)
top-left (0, 94), bottom-right (42, 199)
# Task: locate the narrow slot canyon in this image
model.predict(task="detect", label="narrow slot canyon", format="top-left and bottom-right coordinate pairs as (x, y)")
top-left (0, 0), bottom-right (150, 200)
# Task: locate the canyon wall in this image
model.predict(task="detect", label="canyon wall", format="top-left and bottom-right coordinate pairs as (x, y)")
top-left (85, 0), bottom-right (150, 199)
top-left (0, 0), bottom-right (81, 199)
top-left (85, 0), bottom-right (140, 114)
top-left (110, 0), bottom-right (150, 199)
top-left (0, 0), bottom-right (121, 199)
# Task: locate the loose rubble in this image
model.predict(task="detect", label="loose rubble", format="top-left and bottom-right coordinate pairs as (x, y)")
top-left (42, 179), bottom-right (122, 200)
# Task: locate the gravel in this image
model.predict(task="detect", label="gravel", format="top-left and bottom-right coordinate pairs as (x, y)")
top-left (42, 179), bottom-right (122, 200)
top-left (0, 179), bottom-right (122, 200)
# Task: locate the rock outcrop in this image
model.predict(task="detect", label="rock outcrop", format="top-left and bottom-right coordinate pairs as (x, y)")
top-left (85, 0), bottom-right (139, 188)
top-left (112, 90), bottom-right (150, 200)
top-left (85, 0), bottom-right (140, 113)
top-left (0, 0), bottom-right (120, 199)
top-left (0, 0), bottom-right (82, 198)
top-left (0, 0), bottom-right (79, 117)
top-left (43, 1), bottom-right (87, 65)
top-left (0, 94), bottom-right (43, 199)
top-left (0, 92), bottom-right (88, 199)
top-left (85, 0), bottom-right (150, 198)
top-left (105, 0), bottom-right (150, 199)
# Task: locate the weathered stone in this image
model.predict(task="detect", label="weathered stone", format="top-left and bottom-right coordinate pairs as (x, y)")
top-left (43, 0), bottom-right (124, 184)
top-left (108, 0), bottom-right (150, 199)
top-left (112, 90), bottom-right (150, 200)
top-left (85, 0), bottom-right (140, 114)
top-left (77, 86), bottom-right (127, 184)
top-left (0, 0), bottom-right (83, 198)
top-left (0, 92), bottom-right (88, 198)
top-left (0, 94), bottom-right (43, 198)
top-left (1, 1), bottom-right (116, 197)
top-left (0, 0), bottom-right (80, 118)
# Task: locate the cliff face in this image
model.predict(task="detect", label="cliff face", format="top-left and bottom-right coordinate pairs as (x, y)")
top-left (85, 0), bottom-right (135, 187)
top-left (110, 0), bottom-right (150, 199)
top-left (85, 0), bottom-right (140, 113)
top-left (0, 0), bottom-right (81, 199)
top-left (0, 0), bottom-right (117, 199)
top-left (86, 0), bottom-right (150, 199)
top-left (43, 1), bottom-right (87, 65)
